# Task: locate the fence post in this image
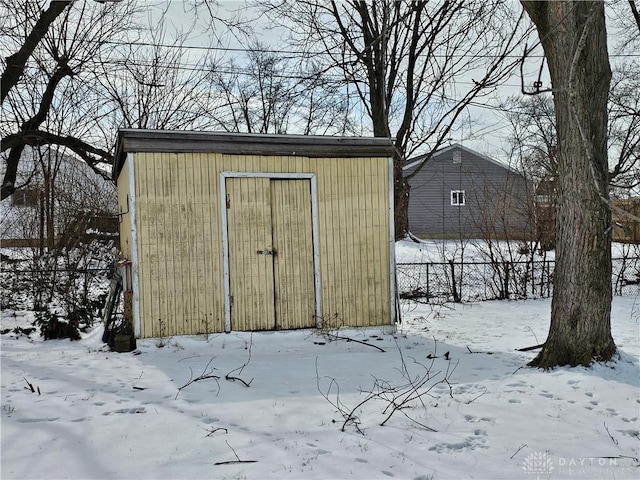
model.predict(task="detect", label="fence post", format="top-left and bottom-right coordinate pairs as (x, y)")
top-left (449, 260), bottom-right (460, 303)
top-left (425, 263), bottom-right (430, 299)
top-left (484, 262), bottom-right (488, 299)
top-left (530, 259), bottom-right (534, 297)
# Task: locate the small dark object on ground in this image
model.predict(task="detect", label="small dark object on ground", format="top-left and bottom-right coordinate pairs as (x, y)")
top-left (44, 317), bottom-right (81, 341)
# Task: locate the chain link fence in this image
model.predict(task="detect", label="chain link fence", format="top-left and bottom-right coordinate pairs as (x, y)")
top-left (1, 267), bottom-right (112, 312)
top-left (397, 256), bottom-right (640, 303)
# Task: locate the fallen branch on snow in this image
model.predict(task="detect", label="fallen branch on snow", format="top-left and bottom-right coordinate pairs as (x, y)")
top-left (516, 343), bottom-right (545, 352)
top-left (214, 440), bottom-right (257, 465)
top-left (176, 336), bottom-right (254, 398)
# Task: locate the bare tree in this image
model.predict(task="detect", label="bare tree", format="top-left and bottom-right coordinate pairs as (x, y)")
top-left (1, 0), bottom-right (142, 200)
top-left (208, 41), bottom-right (355, 135)
top-left (95, 8), bottom-right (220, 134)
top-left (608, 65), bottom-right (640, 192)
top-left (503, 95), bottom-right (558, 186)
top-left (259, 0), bottom-right (533, 237)
top-left (521, 1), bottom-right (616, 367)
top-left (0, 0), bottom-right (72, 103)
top-left (504, 80), bottom-right (638, 193)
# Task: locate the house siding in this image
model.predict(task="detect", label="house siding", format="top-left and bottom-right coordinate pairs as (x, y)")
top-left (405, 146), bottom-right (535, 239)
top-left (124, 150), bottom-right (391, 338)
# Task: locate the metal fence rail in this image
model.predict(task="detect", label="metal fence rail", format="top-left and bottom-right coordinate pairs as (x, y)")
top-left (397, 257), bottom-right (640, 303)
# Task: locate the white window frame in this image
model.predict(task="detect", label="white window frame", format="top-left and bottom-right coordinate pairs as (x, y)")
top-left (451, 190), bottom-right (465, 206)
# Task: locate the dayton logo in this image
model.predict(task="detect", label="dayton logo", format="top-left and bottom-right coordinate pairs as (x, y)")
top-left (521, 451), bottom-right (554, 479)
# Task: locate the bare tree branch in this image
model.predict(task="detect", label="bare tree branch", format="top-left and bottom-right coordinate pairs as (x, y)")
top-left (629, 0), bottom-right (640, 33)
top-left (1, 0), bottom-right (72, 103)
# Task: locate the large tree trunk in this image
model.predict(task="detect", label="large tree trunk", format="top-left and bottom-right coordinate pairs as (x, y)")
top-left (521, 1), bottom-right (616, 367)
top-left (394, 157), bottom-right (410, 239)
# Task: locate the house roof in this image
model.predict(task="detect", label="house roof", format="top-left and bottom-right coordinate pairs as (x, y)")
top-left (112, 129), bottom-right (396, 180)
top-left (403, 143), bottom-right (521, 175)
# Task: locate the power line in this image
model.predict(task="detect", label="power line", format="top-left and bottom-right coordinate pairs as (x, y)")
top-left (2, 31), bottom-right (639, 58)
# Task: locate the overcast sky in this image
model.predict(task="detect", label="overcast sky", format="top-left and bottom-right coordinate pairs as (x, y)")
top-left (70, 1), bottom-right (640, 165)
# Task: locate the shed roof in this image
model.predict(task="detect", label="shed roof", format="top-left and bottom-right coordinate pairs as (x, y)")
top-left (112, 129), bottom-right (395, 180)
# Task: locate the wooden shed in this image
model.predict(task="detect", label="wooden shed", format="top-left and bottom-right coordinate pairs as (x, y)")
top-left (112, 129), bottom-right (397, 338)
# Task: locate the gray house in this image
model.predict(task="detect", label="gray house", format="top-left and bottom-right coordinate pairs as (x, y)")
top-left (403, 144), bottom-right (535, 240)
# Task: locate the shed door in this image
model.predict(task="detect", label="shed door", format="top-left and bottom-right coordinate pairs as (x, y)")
top-left (226, 177), bottom-right (315, 330)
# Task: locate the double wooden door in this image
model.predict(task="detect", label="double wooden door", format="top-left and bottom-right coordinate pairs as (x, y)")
top-left (225, 177), bottom-right (316, 330)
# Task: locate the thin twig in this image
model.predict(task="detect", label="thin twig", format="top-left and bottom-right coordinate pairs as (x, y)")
top-left (594, 455), bottom-right (639, 462)
top-left (324, 332), bottom-right (386, 352)
top-left (510, 444), bottom-right (528, 459)
top-left (23, 377), bottom-right (35, 393)
top-left (525, 326), bottom-right (540, 345)
top-left (213, 440), bottom-right (257, 465)
top-left (317, 338), bottom-right (456, 434)
top-left (604, 422), bottom-right (619, 445)
top-left (205, 427), bottom-right (228, 437)
top-left (225, 334), bottom-right (254, 387)
top-left (175, 358), bottom-right (220, 399)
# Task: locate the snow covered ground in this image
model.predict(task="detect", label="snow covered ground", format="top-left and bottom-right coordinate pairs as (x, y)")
top-left (1, 295), bottom-right (638, 479)
top-left (2, 239), bottom-right (640, 479)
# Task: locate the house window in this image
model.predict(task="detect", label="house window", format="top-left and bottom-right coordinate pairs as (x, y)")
top-left (453, 149), bottom-right (461, 164)
top-left (11, 187), bottom-right (40, 207)
top-left (536, 194), bottom-right (551, 206)
top-left (451, 190), bottom-right (465, 206)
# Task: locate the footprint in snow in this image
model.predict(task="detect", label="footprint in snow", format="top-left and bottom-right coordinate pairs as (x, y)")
top-left (200, 417), bottom-right (219, 424)
top-left (16, 417), bottom-right (60, 423)
top-left (102, 407), bottom-right (146, 416)
top-left (429, 431), bottom-right (488, 453)
top-left (464, 415), bottom-right (493, 423)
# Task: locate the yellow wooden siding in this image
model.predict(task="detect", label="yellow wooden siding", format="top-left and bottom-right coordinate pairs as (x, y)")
top-left (116, 159), bottom-right (132, 259)
top-left (314, 157), bottom-right (390, 327)
top-left (134, 152), bottom-right (225, 337)
top-left (130, 152), bottom-right (390, 337)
